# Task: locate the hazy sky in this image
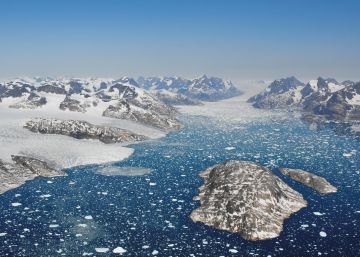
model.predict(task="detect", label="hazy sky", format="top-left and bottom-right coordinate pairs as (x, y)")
top-left (0, 0), bottom-right (359, 82)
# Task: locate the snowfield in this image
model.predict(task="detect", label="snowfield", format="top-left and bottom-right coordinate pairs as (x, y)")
top-left (0, 100), bottom-right (165, 169)
top-left (177, 81), bottom-right (286, 121)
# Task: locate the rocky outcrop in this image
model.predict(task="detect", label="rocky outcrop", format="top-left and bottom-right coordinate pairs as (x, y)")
top-left (279, 168), bottom-right (337, 194)
top-left (153, 90), bottom-right (202, 105)
top-left (24, 118), bottom-right (148, 144)
top-left (37, 84), bottom-right (67, 94)
top-left (59, 95), bottom-right (94, 113)
top-left (103, 102), bottom-right (181, 131)
top-left (248, 76), bottom-right (305, 108)
top-left (0, 155), bottom-right (66, 194)
top-left (190, 160), bottom-right (307, 241)
top-left (9, 92), bottom-right (47, 109)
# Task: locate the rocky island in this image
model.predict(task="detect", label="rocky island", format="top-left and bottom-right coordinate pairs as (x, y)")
top-left (190, 160), bottom-right (307, 241)
top-left (0, 155), bottom-right (66, 194)
top-left (25, 118), bottom-right (148, 144)
top-left (280, 168), bottom-right (337, 194)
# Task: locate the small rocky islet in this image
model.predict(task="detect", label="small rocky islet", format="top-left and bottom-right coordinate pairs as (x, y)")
top-left (191, 160), bottom-right (337, 241)
top-left (280, 168), bottom-right (337, 194)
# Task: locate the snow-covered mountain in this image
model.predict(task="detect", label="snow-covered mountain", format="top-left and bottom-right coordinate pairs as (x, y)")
top-left (137, 75), bottom-right (242, 103)
top-left (0, 77), bottom-right (180, 130)
top-left (248, 76), bottom-right (360, 120)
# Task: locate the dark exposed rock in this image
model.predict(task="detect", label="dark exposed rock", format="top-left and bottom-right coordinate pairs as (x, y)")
top-left (103, 102), bottom-right (181, 131)
top-left (279, 168), bottom-right (337, 194)
top-left (153, 90), bottom-right (203, 106)
top-left (0, 83), bottom-right (35, 98)
top-left (59, 96), bottom-right (91, 113)
top-left (9, 92), bottom-right (47, 109)
top-left (190, 160), bottom-right (307, 241)
top-left (0, 155), bottom-right (66, 194)
top-left (37, 84), bottom-right (67, 94)
top-left (24, 118), bottom-right (148, 144)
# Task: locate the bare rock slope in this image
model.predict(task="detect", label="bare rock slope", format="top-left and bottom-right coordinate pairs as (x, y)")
top-left (25, 118), bottom-right (148, 144)
top-left (280, 168), bottom-right (337, 194)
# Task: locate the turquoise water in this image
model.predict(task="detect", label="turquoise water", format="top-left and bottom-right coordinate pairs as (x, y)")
top-left (0, 115), bottom-right (359, 256)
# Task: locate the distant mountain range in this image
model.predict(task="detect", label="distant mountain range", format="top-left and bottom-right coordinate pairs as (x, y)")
top-left (137, 75), bottom-right (242, 103)
top-left (0, 75), bottom-right (241, 129)
top-left (248, 77), bottom-right (360, 120)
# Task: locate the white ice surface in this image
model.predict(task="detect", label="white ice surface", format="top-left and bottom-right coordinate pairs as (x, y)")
top-left (0, 101), bottom-right (165, 169)
top-left (177, 83), bottom-right (286, 121)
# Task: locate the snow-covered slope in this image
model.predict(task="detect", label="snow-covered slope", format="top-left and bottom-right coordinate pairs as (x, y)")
top-left (0, 77), bottom-right (180, 130)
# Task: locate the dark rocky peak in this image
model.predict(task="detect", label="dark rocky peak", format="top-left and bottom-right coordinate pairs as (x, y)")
top-left (68, 80), bottom-right (85, 94)
top-left (1, 82), bottom-right (35, 98)
top-left (37, 84), bottom-right (67, 94)
top-left (109, 83), bottom-right (138, 99)
top-left (114, 76), bottom-right (139, 87)
top-left (324, 78), bottom-right (339, 84)
top-left (267, 76), bottom-right (304, 94)
top-left (342, 80), bottom-right (355, 87)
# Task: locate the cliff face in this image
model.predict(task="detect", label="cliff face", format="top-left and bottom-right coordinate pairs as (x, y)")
top-left (190, 160), bottom-right (307, 241)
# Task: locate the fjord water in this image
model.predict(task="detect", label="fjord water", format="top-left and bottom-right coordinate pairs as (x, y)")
top-left (0, 115), bottom-right (359, 257)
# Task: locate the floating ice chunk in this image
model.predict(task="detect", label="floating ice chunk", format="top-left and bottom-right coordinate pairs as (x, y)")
top-left (15, 194), bottom-right (21, 197)
top-left (149, 182), bottom-right (156, 186)
top-left (39, 194), bottom-right (52, 198)
top-left (319, 231), bottom-right (327, 237)
top-left (11, 202), bottom-right (22, 207)
top-left (93, 166), bottom-right (152, 176)
top-left (113, 247), bottom-right (127, 254)
top-left (49, 224), bottom-right (59, 228)
top-left (85, 215), bottom-right (93, 220)
top-left (152, 250), bottom-right (159, 255)
top-left (0, 233), bottom-right (7, 236)
top-left (343, 153), bottom-right (352, 157)
top-left (313, 212), bottom-right (325, 216)
top-left (95, 248), bottom-right (109, 253)
top-left (229, 249), bottom-right (238, 253)
top-left (142, 245), bottom-right (150, 249)
top-left (225, 147), bottom-right (235, 151)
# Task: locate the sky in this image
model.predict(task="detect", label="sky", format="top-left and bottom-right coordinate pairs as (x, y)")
top-left (0, 0), bottom-right (359, 82)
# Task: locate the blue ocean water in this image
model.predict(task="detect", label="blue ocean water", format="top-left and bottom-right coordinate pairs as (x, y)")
top-left (0, 115), bottom-right (359, 257)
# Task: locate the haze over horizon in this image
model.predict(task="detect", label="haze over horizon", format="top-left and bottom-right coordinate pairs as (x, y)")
top-left (1, 0), bottom-right (359, 82)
